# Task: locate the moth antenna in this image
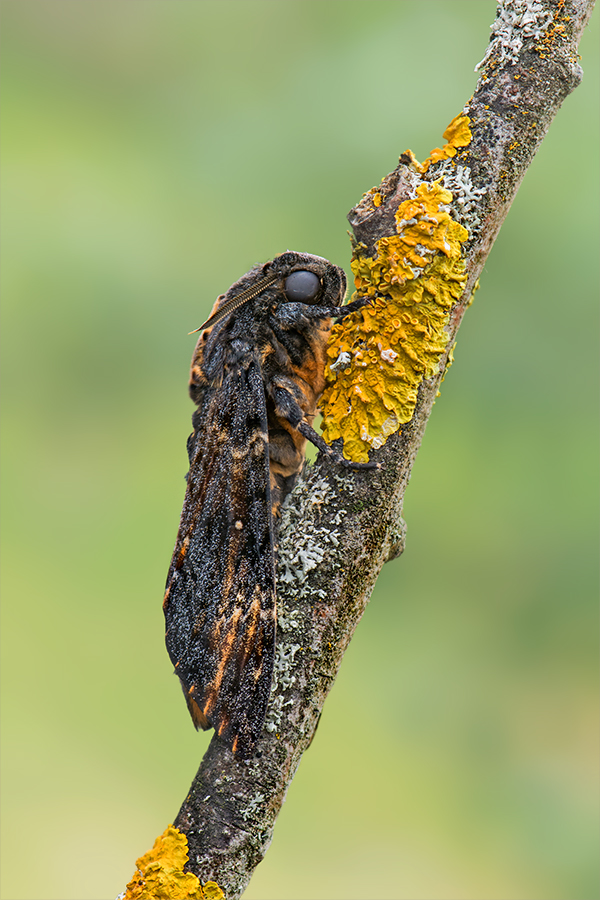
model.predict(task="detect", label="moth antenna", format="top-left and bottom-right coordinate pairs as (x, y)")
top-left (189, 273), bottom-right (278, 334)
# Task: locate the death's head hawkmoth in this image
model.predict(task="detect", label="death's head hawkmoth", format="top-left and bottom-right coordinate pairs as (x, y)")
top-left (163, 251), bottom-right (374, 757)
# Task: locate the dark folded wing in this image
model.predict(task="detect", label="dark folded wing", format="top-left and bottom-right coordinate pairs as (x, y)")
top-left (163, 355), bottom-right (275, 757)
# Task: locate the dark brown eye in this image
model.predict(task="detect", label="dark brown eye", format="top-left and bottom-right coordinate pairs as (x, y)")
top-left (284, 270), bottom-right (321, 303)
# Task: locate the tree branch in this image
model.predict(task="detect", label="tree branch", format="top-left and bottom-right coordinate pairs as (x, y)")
top-left (123, 2), bottom-right (595, 897)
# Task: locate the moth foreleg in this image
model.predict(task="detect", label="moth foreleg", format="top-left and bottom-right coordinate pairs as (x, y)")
top-left (335, 295), bottom-right (373, 318)
top-left (271, 296), bottom-right (372, 329)
top-left (268, 382), bottom-right (378, 471)
top-left (296, 420), bottom-right (378, 470)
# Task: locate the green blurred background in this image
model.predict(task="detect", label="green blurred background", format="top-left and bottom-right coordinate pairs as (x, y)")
top-left (1, 2), bottom-right (598, 899)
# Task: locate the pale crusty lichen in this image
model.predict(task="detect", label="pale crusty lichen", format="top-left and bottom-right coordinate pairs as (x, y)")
top-left (321, 144), bottom-right (470, 463)
top-left (430, 161), bottom-right (487, 234)
top-left (277, 473), bottom-right (343, 594)
top-left (122, 825), bottom-right (224, 900)
top-left (265, 469), bottom-right (345, 735)
top-left (264, 639), bottom-right (302, 734)
top-left (475, 0), bottom-right (554, 71)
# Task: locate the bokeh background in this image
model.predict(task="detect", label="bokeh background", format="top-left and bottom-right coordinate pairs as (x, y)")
top-left (1, 2), bottom-right (598, 899)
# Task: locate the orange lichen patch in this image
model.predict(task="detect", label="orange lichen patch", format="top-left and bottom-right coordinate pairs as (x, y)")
top-left (355, 182), bottom-right (465, 291)
top-left (424, 114), bottom-right (472, 170)
top-left (321, 183), bottom-right (468, 463)
top-left (202, 885), bottom-right (226, 900)
top-left (123, 825), bottom-right (225, 900)
top-left (409, 114), bottom-right (472, 174)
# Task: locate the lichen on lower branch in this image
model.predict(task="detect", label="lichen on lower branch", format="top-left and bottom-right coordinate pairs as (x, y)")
top-left (121, 825), bottom-right (225, 900)
top-left (320, 116), bottom-right (472, 463)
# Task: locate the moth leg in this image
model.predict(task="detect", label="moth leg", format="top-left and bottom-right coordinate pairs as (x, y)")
top-left (271, 295), bottom-right (373, 329)
top-left (335, 295), bottom-right (373, 318)
top-left (313, 295), bottom-right (373, 320)
top-left (312, 295), bottom-right (373, 320)
top-left (268, 382), bottom-right (379, 471)
top-left (297, 420), bottom-right (378, 470)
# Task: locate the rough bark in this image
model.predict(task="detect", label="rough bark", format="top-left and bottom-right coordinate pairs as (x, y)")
top-left (172, 2), bottom-right (595, 897)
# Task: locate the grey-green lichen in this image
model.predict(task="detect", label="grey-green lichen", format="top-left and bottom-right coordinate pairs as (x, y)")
top-left (475, 0), bottom-right (554, 71)
top-left (277, 472), bottom-right (345, 596)
top-left (265, 467), bottom-right (347, 736)
top-left (429, 161), bottom-right (487, 235)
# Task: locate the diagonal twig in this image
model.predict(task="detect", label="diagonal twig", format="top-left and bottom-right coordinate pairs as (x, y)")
top-left (123, 3), bottom-right (595, 898)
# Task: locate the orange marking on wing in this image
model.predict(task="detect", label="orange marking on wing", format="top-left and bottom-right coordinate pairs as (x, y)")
top-left (175, 535), bottom-right (190, 569)
top-left (186, 692), bottom-right (210, 730)
top-left (218, 538), bottom-right (246, 609)
top-left (203, 585), bottom-right (266, 727)
top-left (242, 619), bottom-right (258, 661)
top-left (237, 588), bottom-right (263, 664)
top-left (204, 606), bottom-right (243, 713)
top-left (253, 659), bottom-right (263, 682)
top-left (217, 711), bottom-right (230, 736)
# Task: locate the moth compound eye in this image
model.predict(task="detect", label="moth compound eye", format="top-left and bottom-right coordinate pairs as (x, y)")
top-left (284, 270), bottom-right (321, 303)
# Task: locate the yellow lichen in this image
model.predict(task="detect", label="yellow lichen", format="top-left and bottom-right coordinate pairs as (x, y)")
top-left (320, 129), bottom-right (472, 462)
top-left (424, 113), bottom-right (472, 170)
top-left (407, 113), bottom-right (472, 174)
top-left (203, 885), bottom-right (226, 900)
top-left (123, 825), bottom-right (225, 900)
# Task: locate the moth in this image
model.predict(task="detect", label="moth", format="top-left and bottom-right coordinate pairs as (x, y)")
top-left (163, 251), bottom-right (374, 757)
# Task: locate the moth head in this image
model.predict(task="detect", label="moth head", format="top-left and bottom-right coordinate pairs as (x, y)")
top-left (189, 252), bottom-right (347, 334)
top-left (274, 251), bottom-right (347, 308)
